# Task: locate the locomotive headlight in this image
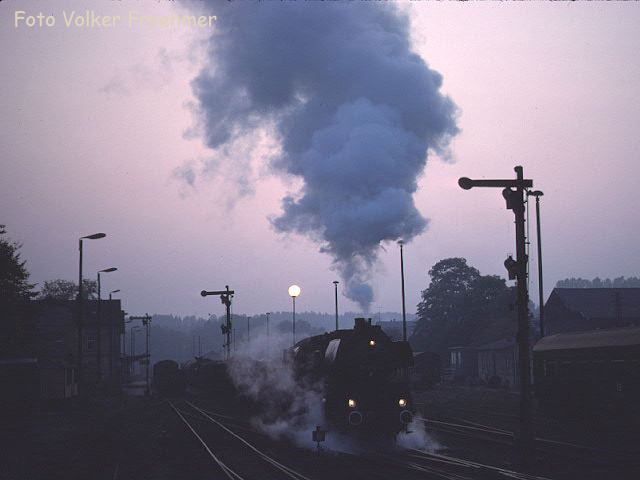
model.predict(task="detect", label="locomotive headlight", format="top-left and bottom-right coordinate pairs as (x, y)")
top-left (348, 398), bottom-right (356, 408)
top-left (398, 398), bottom-right (407, 407)
top-left (369, 340), bottom-right (376, 346)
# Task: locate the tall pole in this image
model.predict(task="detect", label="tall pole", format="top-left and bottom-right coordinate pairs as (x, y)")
top-left (530, 191), bottom-right (545, 338)
top-left (225, 292), bottom-right (231, 358)
top-left (146, 316), bottom-right (150, 394)
top-left (97, 272), bottom-right (101, 382)
top-left (333, 281), bottom-right (339, 331)
top-left (399, 241), bottom-right (407, 342)
top-left (201, 286), bottom-right (235, 360)
top-left (77, 239), bottom-right (84, 388)
top-left (130, 327), bottom-right (136, 376)
top-left (266, 312), bottom-right (270, 339)
top-left (266, 312), bottom-right (271, 356)
top-left (108, 290), bottom-right (119, 383)
top-left (76, 232), bottom-right (106, 394)
top-left (292, 296), bottom-right (296, 346)
top-left (458, 167), bottom-right (535, 468)
top-left (97, 268), bottom-right (117, 384)
top-left (247, 316), bottom-right (250, 344)
top-left (130, 315), bottom-right (151, 392)
top-left (512, 166), bottom-right (533, 467)
top-left (288, 285), bottom-right (300, 346)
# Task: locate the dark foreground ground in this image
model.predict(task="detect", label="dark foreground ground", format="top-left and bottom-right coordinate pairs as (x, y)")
top-left (2, 384), bottom-right (638, 480)
top-left (413, 384), bottom-right (640, 479)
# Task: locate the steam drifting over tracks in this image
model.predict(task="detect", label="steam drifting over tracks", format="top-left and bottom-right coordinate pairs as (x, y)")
top-left (168, 400), bottom-right (313, 480)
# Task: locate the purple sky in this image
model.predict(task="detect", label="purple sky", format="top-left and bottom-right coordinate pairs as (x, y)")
top-left (2, 1), bottom-right (639, 318)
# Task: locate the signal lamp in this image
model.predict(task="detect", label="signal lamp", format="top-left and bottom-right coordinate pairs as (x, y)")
top-left (398, 398), bottom-right (407, 407)
top-left (348, 399), bottom-right (356, 408)
top-left (369, 340), bottom-right (376, 346)
top-left (504, 255), bottom-right (518, 280)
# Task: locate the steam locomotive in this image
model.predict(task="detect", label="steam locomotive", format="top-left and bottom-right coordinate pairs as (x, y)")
top-left (288, 317), bottom-right (414, 437)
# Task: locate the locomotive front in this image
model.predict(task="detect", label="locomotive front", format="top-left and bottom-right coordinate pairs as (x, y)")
top-left (293, 318), bottom-right (414, 437)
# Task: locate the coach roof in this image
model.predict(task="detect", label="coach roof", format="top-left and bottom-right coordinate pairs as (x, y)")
top-left (533, 326), bottom-right (640, 352)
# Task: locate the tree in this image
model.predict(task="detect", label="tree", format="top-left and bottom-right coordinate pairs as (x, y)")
top-left (411, 258), bottom-right (515, 360)
top-left (0, 225), bottom-right (36, 302)
top-left (0, 225), bottom-right (37, 357)
top-left (416, 258), bottom-right (480, 324)
top-left (38, 279), bottom-right (97, 300)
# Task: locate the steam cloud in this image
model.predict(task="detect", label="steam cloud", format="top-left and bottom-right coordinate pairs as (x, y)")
top-left (225, 331), bottom-right (438, 453)
top-left (187, 2), bottom-right (459, 310)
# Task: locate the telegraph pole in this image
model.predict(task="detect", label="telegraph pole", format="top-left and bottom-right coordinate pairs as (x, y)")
top-left (459, 166), bottom-right (535, 468)
top-left (201, 286), bottom-right (234, 360)
top-left (130, 314), bottom-right (152, 395)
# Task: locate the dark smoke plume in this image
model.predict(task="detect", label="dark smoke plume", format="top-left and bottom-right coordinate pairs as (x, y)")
top-left (187, 2), bottom-right (458, 311)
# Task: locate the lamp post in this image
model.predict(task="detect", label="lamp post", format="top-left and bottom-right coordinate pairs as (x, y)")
top-left (247, 316), bottom-right (251, 344)
top-left (528, 190), bottom-right (545, 338)
top-left (333, 281), bottom-right (339, 331)
top-left (77, 232), bottom-right (106, 392)
top-left (108, 289), bottom-right (120, 382)
top-left (97, 267), bottom-right (117, 383)
top-left (398, 241), bottom-right (407, 342)
top-left (288, 285), bottom-right (301, 346)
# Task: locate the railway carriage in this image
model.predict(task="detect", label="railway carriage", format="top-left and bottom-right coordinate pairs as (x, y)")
top-left (533, 326), bottom-right (640, 418)
top-left (152, 360), bottom-right (185, 396)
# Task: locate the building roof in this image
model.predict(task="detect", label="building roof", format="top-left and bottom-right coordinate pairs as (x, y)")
top-left (533, 326), bottom-right (640, 352)
top-left (475, 338), bottom-right (516, 351)
top-left (548, 288), bottom-right (640, 319)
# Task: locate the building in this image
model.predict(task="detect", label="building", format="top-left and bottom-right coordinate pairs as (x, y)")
top-left (409, 351), bottom-right (441, 388)
top-left (34, 299), bottom-right (125, 398)
top-left (476, 339), bottom-right (518, 388)
top-left (544, 288), bottom-right (640, 335)
top-left (446, 346), bottom-right (477, 382)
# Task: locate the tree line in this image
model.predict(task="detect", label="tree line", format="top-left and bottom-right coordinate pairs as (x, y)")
top-left (556, 277), bottom-right (640, 288)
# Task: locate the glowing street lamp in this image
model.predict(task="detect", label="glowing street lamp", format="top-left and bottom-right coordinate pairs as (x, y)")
top-left (288, 285), bottom-right (301, 346)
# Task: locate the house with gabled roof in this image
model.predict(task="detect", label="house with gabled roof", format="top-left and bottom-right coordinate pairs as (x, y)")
top-left (544, 287), bottom-right (640, 335)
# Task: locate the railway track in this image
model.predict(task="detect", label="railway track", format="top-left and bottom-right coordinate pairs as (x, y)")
top-left (398, 449), bottom-right (554, 480)
top-left (177, 399), bottom-right (561, 480)
top-left (420, 415), bottom-right (640, 478)
top-left (169, 399), bottom-right (313, 480)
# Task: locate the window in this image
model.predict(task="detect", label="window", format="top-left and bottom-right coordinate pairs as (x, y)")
top-left (86, 335), bottom-right (96, 351)
top-left (544, 360), bottom-right (556, 378)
